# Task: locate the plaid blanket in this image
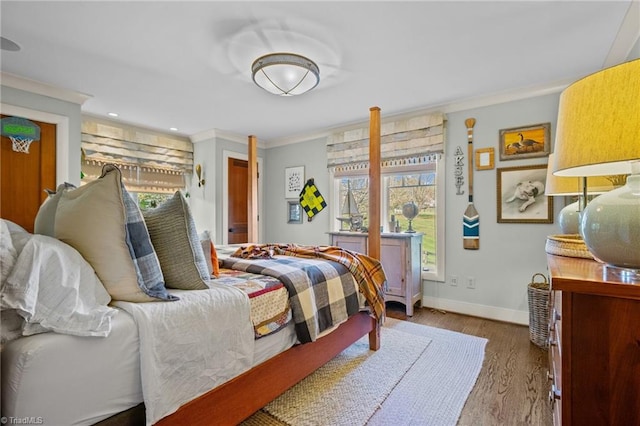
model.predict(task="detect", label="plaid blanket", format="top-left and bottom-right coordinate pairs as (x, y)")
top-left (226, 244), bottom-right (387, 343)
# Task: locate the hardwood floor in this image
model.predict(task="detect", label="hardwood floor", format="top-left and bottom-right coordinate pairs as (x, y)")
top-left (387, 302), bottom-right (553, 426)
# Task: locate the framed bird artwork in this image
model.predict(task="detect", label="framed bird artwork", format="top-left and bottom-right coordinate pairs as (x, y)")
top-left (499, 123), bottom-right (550, 161)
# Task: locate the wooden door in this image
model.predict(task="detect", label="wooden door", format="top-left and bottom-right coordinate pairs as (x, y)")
top-left (1, 116), bottom-right (56, 233)
top-left (228, 157), bottom-right (248, 243)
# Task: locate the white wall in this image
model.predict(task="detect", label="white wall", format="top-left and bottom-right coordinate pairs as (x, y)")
top-left (257, 93), bottom-right (564, 325)
top-left (432, 93), bottom-right (562, 324)
top-left (263, 137), bottom-right (332, 245)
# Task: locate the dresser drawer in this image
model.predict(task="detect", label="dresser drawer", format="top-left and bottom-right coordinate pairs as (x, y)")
top-left (548, 290), bottom-right (562, 424)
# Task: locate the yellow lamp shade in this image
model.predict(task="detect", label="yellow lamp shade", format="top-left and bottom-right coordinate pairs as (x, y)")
top-left (553, 59), bottom-right (640, 177)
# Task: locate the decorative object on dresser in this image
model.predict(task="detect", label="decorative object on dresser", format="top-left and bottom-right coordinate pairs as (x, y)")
top-left (544, 153), bottom-right (618, 235)
top-left (329, 232), bottom-right (422, 316)
top-left (338, 181), bottom-right (364, 232)
top-left (547, 254), bottom-right (640, 426)
top-left (552, 58), bottom-right (640, 271)
top-left (401, 201), bottom-right (419, 233)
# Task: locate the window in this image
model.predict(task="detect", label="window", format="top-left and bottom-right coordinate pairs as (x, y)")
top-left (333, 157), bottom-right (445, 281)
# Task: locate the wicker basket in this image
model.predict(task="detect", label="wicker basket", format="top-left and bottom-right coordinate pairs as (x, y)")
top-left (527, 273), bottom-right (550, 349)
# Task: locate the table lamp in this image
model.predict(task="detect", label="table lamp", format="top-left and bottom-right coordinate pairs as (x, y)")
top-left (544, 153), bottom-right (618, 234)
top-left (552, 58), bottom-right (640, 270)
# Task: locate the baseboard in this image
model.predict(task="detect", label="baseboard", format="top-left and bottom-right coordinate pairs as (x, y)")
top-left (420, 296), bottom-right (529, 325)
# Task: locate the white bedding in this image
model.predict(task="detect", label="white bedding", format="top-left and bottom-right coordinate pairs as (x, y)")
top-left (1, 311), bottom-right (143, 426)
top-left (113, 285), bottom-right (255, 426)
top-left (1, 309), bottom-right (298, 426)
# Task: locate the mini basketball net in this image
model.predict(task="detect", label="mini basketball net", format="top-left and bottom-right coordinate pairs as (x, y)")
top-left (1, 116), bottom-right (41, 154)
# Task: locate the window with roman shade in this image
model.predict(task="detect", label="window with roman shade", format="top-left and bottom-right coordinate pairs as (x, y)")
top-left (81, 118), bottom-right (192, 194)
top-left (326, 111), bottom-right (445, 174)
top-left (327, 111), bottom-right (446, 282)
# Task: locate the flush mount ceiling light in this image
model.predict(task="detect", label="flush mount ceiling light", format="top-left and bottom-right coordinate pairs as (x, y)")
top-left (251, 53), bottom-right (319, 96)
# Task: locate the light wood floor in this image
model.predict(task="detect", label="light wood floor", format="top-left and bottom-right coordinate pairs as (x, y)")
top-left (387, 302), bottom-right (553, 426)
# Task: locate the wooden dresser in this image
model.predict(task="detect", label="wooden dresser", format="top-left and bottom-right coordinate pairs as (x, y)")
top-left (547, 254), bottom-right (640, 426)
top-left (328, 232), bottom-right (423, 316)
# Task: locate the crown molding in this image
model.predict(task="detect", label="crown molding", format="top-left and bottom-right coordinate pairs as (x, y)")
top-left (266, 79), bottom-right (571, 148)
top-left (604, 0), bottom-right (640, 67)
top-left (191, 128), bottom-right (266, 148)
top-left (1, 72), bottom-right (92, 105)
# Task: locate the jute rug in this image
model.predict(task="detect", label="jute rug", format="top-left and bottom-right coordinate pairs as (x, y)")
top-left (243, 319), bottom-right (487, 426)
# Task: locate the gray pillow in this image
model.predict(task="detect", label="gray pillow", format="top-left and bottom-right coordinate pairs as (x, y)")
top-left (143, 191), bottom-right (210, 290)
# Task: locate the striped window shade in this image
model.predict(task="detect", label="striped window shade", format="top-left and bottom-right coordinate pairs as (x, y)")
top-left (327, 112), bottom-right (445, 174)
top-left (81, 118), bottom-right (192, 193)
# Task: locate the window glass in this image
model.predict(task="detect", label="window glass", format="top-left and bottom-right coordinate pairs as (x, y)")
top-left (334, 162), bottom-right (442, 277)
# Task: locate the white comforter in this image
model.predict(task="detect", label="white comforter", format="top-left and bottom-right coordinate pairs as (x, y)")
top-left (113, 284), bottom-right (254, 426)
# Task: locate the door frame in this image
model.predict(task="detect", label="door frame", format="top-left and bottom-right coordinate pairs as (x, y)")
top-left (1, 103), bottom-right (70, 184)
top-left (222, 149), bottom-right (264, 244)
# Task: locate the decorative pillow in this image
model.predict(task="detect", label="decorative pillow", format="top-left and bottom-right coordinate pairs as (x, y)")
top-left (33, 182), bottom-right (76, 237)
top-left (55, 164), bottom-right (177, 302)
top-left (199, 230), bottom-right (220, 278)
top-left (199, 231), bottom-right (215, 277)
top-left (211, 242), bottom-right (220, 277)
top-left (144, 191), bottom-right (210, 290)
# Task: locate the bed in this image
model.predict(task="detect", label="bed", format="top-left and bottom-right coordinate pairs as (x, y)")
top-left (1, 218), bottom-right (385, 426)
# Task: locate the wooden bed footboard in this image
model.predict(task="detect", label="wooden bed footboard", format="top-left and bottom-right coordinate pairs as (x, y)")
top-left (155, 311), bottom-right (379, 426)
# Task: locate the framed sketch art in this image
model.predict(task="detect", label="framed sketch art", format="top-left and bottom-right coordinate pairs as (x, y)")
top-left (285, 166), bottom-right (305, 198)
top-left (499, 123), bottom-right (550, 161)
top-left (497, 164), bottom-right (553, 224)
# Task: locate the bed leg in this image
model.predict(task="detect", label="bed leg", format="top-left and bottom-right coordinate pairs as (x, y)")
top-left (368, 318), bottom-right (381, 351)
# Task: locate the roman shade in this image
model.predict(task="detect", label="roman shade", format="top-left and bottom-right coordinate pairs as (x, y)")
top-left (81, 118), bottom-right (192, 193)
top-left (327, 112), bottom-right (445, 173)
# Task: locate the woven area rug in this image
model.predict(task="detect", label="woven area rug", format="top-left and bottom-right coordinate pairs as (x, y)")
top-left (242, 319), bottom-right (487, 426)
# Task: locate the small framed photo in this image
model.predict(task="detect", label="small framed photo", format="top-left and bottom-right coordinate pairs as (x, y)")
top-left (475, 147), bottom-right (495, 171)
top-left (497, 164), bottom-right (553, 224)
top-left (499, 123), bottom-right (550, 161)
top-left (285, 166), bottom-right (305, 198)
top-left (287, 201), bottom-right (303, 224)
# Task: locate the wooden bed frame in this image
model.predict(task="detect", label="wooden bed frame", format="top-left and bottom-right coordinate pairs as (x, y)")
top-left (156, 312), bottom-right (380, 425)
top-left (157, 107), bottom-right (384, 425)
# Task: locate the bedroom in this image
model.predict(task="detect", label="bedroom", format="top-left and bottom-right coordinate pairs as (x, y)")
top-left (1, 1), bottom-right (639, 425)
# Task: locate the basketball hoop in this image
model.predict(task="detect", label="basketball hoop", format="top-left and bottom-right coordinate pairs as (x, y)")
top-left (9, 135), bottom-right (35, 153)
top-left (2, 116), bottom-right (40, 155)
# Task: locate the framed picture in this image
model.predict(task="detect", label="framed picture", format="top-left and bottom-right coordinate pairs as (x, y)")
top-left (475, 147), bottom-right (495, 170)
top-left (287, 201), bottom-right (303, 224)
top-left (499, 123), bottom-right (550, 161)
top-left (285, 166), bottom-right (305, 198)
top-left (497, 164), bottom-right (553, 224)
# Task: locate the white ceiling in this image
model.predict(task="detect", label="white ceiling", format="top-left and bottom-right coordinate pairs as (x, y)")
top-left (1, 1), bottom-right (638, 145)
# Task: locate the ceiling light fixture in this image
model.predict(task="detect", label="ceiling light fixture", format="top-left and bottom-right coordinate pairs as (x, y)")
top-left (251, 53), bottom-right (319, 96)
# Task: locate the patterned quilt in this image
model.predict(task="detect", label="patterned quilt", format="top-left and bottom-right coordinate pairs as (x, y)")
top-left (211, 268), bottom-right (291, 339)
top-left (221, 251), bottom-right (361, 343)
